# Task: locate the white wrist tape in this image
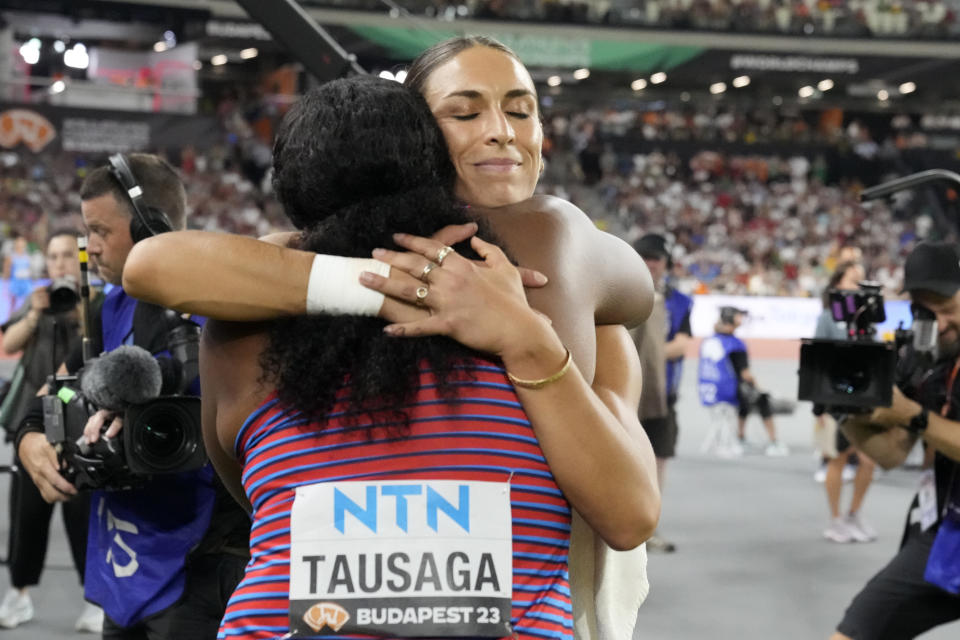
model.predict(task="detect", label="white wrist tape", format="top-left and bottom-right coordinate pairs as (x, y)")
top-left (305, 254), bottom-right (391, 316)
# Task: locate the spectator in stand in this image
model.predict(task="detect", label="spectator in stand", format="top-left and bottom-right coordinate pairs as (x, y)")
top-left (404, 0), bottom-right (960, 37)
top-left (539, 140), bottom-right (915, 298)
top-left (3, 235), bottom-right (34, 312)
top-left (814, 261), bottom-right (879, 544)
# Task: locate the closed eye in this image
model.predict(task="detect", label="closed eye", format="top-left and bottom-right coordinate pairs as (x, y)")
top-left (507, 112), bottom-right (530, 119)
top-left (452, 114), bottom-right (478, 121)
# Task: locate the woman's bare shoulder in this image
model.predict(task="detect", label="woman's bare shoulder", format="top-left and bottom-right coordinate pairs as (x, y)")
top-left (478, 196), bottom-right (597, 252)
top-left (488, 194), bottom-right (592, 224)
top-left (485, 196), bottom-right (652, 328)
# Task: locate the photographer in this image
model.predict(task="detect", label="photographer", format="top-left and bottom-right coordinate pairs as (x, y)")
top-left (0, 229), bottom-right (102, 632)
top-left (832, 241), bottom-right (960, 640)
top-left (15, 154), bottom-right (249, 639)
top-left (698, 306), bottom-right (788, 457)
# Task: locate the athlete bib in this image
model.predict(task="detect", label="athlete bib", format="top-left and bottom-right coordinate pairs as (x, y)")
top-left (289, 480), bottom-right (513, 637)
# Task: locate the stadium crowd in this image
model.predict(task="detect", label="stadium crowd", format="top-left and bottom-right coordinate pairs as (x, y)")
top-left (540, 147), bottom-right (914, 298)
top-left (533, 104), bottom-right (949, 298)
top-left (314, 0), bottom-right (960, 39)
top-left (1, 100), bottom-right (954, 301)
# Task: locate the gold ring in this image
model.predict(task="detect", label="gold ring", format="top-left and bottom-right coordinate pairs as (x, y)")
top-left (420, 261), bottom-right (438, 281)
top-left (415, 286), bottom-right (429, 304)
top-left (435, 246), bottom-right (455, 266)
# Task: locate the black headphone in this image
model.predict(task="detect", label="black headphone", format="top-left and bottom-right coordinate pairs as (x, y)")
top-left (719, 306), bottom-right (745, 325)
top-left (107, 153), bottom-right (174, 243)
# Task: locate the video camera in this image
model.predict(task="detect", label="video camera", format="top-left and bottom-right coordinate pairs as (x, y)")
top-left (42, 310), bottom-right (207, 491)
top-left (797, 281), bottom-right (938, 411)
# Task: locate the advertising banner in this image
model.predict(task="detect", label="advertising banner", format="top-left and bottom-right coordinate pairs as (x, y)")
top-left (0, 103), bottom-right (219, 154)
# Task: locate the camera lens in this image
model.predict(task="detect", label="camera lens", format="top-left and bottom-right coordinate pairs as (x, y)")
top-left (142, 421), bottom-right (183, 457)
top-left (131, 403), bottom-right (197, 471)
top-left (47, 277), bottom-right (80, 314)
top-left (828, 364), bottom-right (871, 396)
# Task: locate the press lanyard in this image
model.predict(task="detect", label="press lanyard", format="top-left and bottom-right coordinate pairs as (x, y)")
top-left (934, 356), bottom-right (960, 519)
top-left (940, 356), bottom-right (960, 417)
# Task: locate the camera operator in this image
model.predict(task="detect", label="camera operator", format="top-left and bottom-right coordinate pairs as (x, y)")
top-left (0, 229), bottom-right (102, 632)
top-left (832, 241), bottom-right (960, 640)
top-left (14, 154), bottom-right (249, 639)
top-left (698, 306), bottom-right (788, 457)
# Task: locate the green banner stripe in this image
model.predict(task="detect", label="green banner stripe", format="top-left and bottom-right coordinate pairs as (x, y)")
top-left (350, 26), bottom-right (703, 71)
top-left (590, 40), bottom-right (703, 72)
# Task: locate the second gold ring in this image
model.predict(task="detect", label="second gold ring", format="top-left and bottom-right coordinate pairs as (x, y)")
top-left (420, 261), bottom-right (439, 281)
top-left (435, 246), bottom-right (455, 265)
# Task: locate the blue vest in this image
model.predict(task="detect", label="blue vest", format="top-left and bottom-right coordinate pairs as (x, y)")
top-left (697, 332), bottom-right (745, 406)
top-left (84, 287), bottom-right (216, 627)
top-left (664, 287), bottom-right (693, 398)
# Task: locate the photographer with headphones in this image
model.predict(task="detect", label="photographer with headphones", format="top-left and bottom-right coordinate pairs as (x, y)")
top-left (15, 154), bottom-right (249, 639)
top-left (698, 306), bottom-right (788, 457)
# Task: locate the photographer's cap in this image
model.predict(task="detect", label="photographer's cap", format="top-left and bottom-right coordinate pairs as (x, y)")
top-left (634, 233), bottom-right (674, 271)
top-left (902, 241), bottom-right (960, 298)
top-left (719, 306), bottom-right (748, 324)
top-left (634, 233), bottom-right (670, 260)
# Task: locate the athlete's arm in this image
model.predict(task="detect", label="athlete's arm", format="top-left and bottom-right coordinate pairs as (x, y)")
top-left (123, 225), bottom-right (544, 322)
top-left (590, 324), bottom-right (660, 521)
top-left (590, 228), bottom-right (654, 328)
top-left (365, 233), bottom-right (659, 550)
top-left (124, 232), bottom-right (313, 320)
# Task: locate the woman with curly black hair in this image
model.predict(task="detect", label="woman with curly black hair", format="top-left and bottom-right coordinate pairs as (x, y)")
top-left (202, 75), bottom-right (655, 639)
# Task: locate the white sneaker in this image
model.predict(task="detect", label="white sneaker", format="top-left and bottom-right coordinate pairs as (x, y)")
top-left (646, 534), bottom-right (677, 553)
top-left (75, 602), bottom-right (104, 633)
top-left (765, 441), bottom-right (789, 457)
top-left (842, 464), bottom-right (857, 483)
top-left (823, 517), bottom-right (854, 543)
top-left (845, 513), bottom-right (878, 543)
top-left (0, 589), bottom-right (33, 629)
top-left (716, 442), bottom-right (744, 458)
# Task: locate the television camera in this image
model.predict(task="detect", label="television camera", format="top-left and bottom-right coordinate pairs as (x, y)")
top-left (797, 284), bottom-right (939, 412)
top-left (41, 239), bottom-right (206, 491)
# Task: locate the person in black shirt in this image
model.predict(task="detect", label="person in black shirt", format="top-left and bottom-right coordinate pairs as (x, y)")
top-left (834, 242), bottom-right (960, 640)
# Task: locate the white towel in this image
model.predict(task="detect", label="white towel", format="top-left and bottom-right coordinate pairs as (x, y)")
top-left (569, 510), bottom-right (649, 640)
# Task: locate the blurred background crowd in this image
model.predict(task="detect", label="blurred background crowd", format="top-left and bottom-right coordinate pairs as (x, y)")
top-left (2, 0), bottom-right (960, 305)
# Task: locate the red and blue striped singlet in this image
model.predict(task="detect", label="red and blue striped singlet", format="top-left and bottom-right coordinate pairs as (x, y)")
top-left (219, 360), bottom-right (573, 640)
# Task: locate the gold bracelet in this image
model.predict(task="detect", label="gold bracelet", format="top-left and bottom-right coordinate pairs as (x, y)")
top-left (506, 348), bottom-right (572, 390)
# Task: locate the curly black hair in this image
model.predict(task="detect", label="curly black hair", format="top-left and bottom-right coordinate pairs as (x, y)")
top-left (262, 75), bottom-right (488, 430)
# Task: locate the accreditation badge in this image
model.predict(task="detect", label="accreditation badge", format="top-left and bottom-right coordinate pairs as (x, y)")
top-left (919, 469), bottom-right (938, 532)
top-left (288, 480), bottom-right (513, 637)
